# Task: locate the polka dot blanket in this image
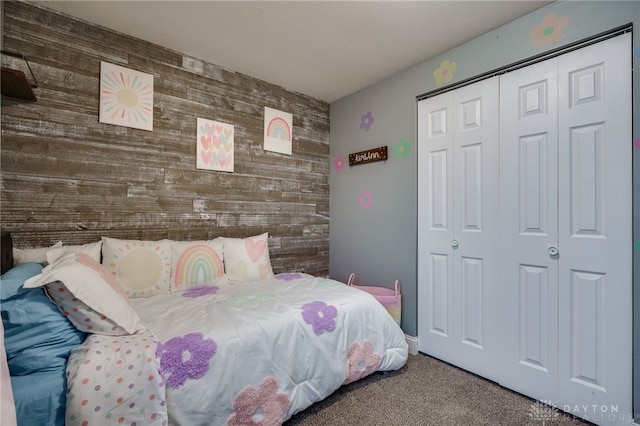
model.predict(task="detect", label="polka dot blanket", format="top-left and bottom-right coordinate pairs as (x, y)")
top-left (65, 275), bottom-right (408, 425)
top-left (65, 330), bottom-right (168, 425)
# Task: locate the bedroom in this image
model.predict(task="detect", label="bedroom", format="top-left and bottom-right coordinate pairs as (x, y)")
top-left (1, 0), bottom-right (639, 425)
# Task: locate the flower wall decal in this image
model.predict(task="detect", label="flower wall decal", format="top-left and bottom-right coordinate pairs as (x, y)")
top-left (394, 138), bottom-right (410, 159)
top-left (433, 60), bottom-right (457, 86)
top-left (156, 332), bottom-right (217, 388)
top-left (301, 301), bottom-right (338, 335)
top-left (359, 191), bottom-right (373, 209)
top-left (360, 111), bottom-right (375, 131)
top-left (334, 154), bottom-right (346, 171)
top-left (227, 376), bottom-right (290, 426)
top-left (530, 13), bottom-right (569, 48)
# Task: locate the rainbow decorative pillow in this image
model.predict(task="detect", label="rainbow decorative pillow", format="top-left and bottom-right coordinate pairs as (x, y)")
top-left (101, 237), bottom-right (171, 298)
top-left (170, 239), bottom-right (227, 293)
top-left (23, 253), bottom-right (145, 335)
top-left (222, 233), bottom-right (274, 283)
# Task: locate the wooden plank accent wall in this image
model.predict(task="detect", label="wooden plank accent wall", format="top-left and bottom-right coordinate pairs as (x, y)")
top-left (0, 1), bottom-right (330, 276)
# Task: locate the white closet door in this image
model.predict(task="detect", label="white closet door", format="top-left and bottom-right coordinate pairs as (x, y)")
top-left (499, 56), bottom-right (560, 402)
top-left (418, 88), bottom-right (454, 364)
top-left (418, 77), bottom-right (500, 380)
top-left (556, 34), bottom-right (632, 421)
top-left (500, 33), bottom-right (632, 422)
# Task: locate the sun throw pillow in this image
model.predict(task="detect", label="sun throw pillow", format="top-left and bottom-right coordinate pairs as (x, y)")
top-left (222, 233), bottom-right (274, 283)
top-left (170, 239), bottom-right (227, 293)
top-left (101, 237), bottom-right (171, 298)
top-left (23, 253), bottom-right (145, 335)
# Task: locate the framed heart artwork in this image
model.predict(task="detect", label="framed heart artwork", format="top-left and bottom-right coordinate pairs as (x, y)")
top-left (196, 118), bottom-right (234, 172)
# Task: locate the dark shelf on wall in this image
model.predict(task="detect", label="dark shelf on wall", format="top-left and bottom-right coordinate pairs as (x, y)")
top-left (1, 50), bottom-right (38, 101)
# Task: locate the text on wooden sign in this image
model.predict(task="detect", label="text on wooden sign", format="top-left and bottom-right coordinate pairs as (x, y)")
top-left (348, 146), bottom-right (388, 166)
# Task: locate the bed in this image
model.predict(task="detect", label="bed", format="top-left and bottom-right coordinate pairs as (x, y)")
top-left (1, 233), bottom-right (408, 425)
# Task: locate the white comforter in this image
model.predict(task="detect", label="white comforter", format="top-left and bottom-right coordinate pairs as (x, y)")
top-left (66, 274), bottom-right (408, 425)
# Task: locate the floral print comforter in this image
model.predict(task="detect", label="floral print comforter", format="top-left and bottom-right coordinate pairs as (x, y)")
top-left (67, 274), bottom-right (408, 425)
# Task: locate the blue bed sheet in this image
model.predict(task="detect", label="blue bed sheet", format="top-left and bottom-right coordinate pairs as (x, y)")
top-left (11, 369), bottom-right (66, 426)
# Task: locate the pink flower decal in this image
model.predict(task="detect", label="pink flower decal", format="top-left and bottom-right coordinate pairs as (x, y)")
top-left (530, 13), bottom-right (569, 48)
top-left (360, 111), bottom-right (374, 131)
top-left (334, 154), bottom-right (346, 171)
top-left (227, 376), bottom-right (290, 426)
top-left (156, 333), bottom-right (217, 388)
top-left (301, 301), bottom-right (337, 335)
top-left (344, 340), bottom-right (381, 385)
top-left (359, 191), bottom-right (373, 209)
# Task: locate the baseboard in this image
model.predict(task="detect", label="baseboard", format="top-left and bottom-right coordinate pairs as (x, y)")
top-left (405, 334), bottom-right (418, 355)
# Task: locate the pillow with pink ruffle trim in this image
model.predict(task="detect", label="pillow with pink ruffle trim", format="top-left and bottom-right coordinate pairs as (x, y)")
top-left (24, 253), bottom-right (145, 336)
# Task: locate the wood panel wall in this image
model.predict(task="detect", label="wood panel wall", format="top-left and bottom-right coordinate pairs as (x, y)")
top-left (0, 1), bottom-right (330, 276)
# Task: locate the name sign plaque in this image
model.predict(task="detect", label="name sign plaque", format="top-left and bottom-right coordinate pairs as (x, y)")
top-left (348, 146), bottom-right (388, 166)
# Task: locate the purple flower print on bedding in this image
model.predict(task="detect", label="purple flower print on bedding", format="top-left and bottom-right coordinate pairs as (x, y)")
top-left (276, 273), bottom-right (303, 281)
top-left (301, 301), bottom-right (337, 335)
top-left (156, 332), bottom-right (217, 388)
top-left (182, 285), bottom-right (219, 298)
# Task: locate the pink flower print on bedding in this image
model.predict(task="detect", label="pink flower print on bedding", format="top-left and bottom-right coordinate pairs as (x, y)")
top-left (301, 301), bottom-right (337, 336)
top-left (344, 340), bottom-right (381, 385)
top-left (155, 333), bottom-right (217, 388)
top-left (227, 376), bottom-right (290, 426)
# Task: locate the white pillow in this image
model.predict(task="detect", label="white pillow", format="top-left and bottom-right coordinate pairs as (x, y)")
top-left (46, 240), bottom-right (102, 264)
top-left (23, 253), bottom-right (145, 335)
top-left (101, 237), bottom-right (172, 298)
top-left (13, 241), bottom-right (62, 265)
top-left (170, 239), bottom-right (227, 293)
top-left (222, 233), bottom-right (274, 283)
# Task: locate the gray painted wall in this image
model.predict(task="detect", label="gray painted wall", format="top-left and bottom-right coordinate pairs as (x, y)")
top-left (330, 0), bottom-right (639, 415)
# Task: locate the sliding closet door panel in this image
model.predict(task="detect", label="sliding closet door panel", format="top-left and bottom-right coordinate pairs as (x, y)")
top-left (418, 93), bottom-right (454, 362)
top-left (450, 79), bottom-right (500, 379)
top-left (499, 58), bottom-right (559, 402)
top-left (557, 33), bottom-right (632, 421)
top-left (418, 77), bottom-right (500, 381)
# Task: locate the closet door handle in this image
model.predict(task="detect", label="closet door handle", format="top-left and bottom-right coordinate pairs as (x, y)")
top-left (451, 239), bottom-right (459, 248)
top-left (548, 247), bottom-right (559, 256)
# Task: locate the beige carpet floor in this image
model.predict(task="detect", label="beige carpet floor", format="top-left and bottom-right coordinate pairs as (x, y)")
top-left (285, 353), bottom-right (591, 426)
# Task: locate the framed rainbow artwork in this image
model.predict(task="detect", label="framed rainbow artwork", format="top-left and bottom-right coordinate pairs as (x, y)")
top-left (263, 107), bottom-right (293, 155)
top-left (196, 118), bottom-right (234, 172)
top-left (99, 61), bottom-right (154, 131)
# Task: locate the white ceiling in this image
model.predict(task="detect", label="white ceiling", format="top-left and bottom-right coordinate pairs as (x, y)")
top-left (37, 1), bottom-right (551, 103)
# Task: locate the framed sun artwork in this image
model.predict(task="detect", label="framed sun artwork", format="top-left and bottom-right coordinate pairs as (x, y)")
top-left (99, 61), bottom-right (154, 131)
top-left (263, 107), bottom-right (293, 155)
